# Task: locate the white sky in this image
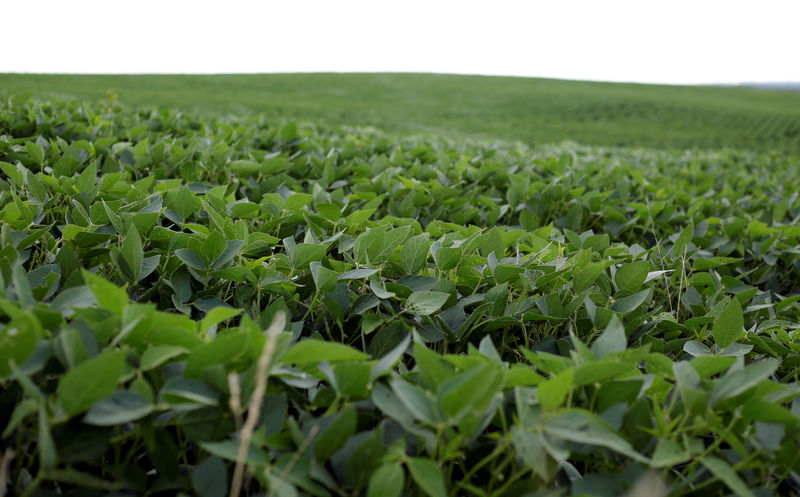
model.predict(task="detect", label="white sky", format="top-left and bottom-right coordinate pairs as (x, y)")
top-left (3, 0), bottom-right (799, 85)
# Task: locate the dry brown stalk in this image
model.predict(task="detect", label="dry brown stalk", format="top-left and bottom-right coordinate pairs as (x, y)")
top-left (229, 311), bottom-right (286, 497)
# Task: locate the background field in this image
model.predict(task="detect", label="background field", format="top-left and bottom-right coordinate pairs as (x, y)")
top-left (3, 73), bottom-right (800, 152)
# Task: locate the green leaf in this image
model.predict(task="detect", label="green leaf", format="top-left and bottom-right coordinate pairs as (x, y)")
top-left (591, 315), bottom-right (627, 358)
top-left (615, 261), bottom-right (649, 291)
top-left (401, 233), bottom-right (430, 273)
top-left (0, 315), bottom-right (39, 377)
top-left (484, 283), bottom-right (508, 316)
top-left (84, 271), bottom-right (128, 316)
top-left (710, 359), bottom-right (777, 406)
top-left (309, 261), bottom-right (339, 293)
top-left (58, 350), bottom-right (125, 416)
top-left (140, 345), bottom-right (189, 371)
top-left (610, 288), bottom-right (650, 314)
top-left (701, 456), bottom-right (755, 497)
top-left (0, 161), bottom-right (23, 187)
top-left (433, 246), bottom-right (462, 271)
top-left (200, 439), bottom-right (265, 465)
top-left (84, 390), bottom-right (154, 426)
top-left (119, 225), bottom-right (143, 283)
top-left (229, 159), bottom-right (261, 175)
top-left (314, 407), bottom-right (356, 463)
top-left (672, 220), bottom-right (694, 259)
top-left (12, 261), bottom-right (34, 309)
top-left (160, 378), bottom-right (219, 407)
top-left (211, 239), bottom-right (243, 270)
top-left (76, 160), bottom-right (97, 193)
top-left (26, 141), bottom-right (44, 164)
top-left (184, 331), bottom-right (250, 377)
top-left (38, 404), bottom-right (56, 469)
top-left (538, 367), bottom-right (573, 411)
top-left (367, 463), bottom-right (404, 497)
top-left (390, 377), bottom-right (441, 425)
top-left (546, 409), bottom-right (649, 463)
top-left (370, 333), bottom-right (411, 381)
top-left (282, 339), bottom-right (368, 364)
top-left (573, 361), bottom-right (635, 387)
top-left (338, 268), bottom-right (379, 280)
top-left (574, 261), bottom-right (604, 292)
top-left (200, 307), bottom-right (242, 335)
top-left (175, 248), bottom-right (207, 271)
top-left (712, 298), bottom-right (743, 349)
top-left (650, 439), bottom-right (690, 468)
top-left (741, 399), bottom-right (797, 424)
top-left (512, 427), bottom-right (551, 479)
top-left (408, 458), bottom-right (447, 497)
top-left (192, 456), bottom-right (228, 497)
top-left (405, 291), bottom-right (450, 316)
top-left (438, 363), bottom-right (503, 428)
top-left (292, 243), bottom-right (326, 270)
top-left (284, 192), bottom-right (313, 211)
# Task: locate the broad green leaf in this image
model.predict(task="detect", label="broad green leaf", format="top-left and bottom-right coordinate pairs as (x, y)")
top-left (546, 409), bottom-right (649, 463)
top-left (338, 268), bottom-right (380, 280)
top-left (199, 439), bottom-right (266, 465)
top-left (615, 261), bottom-right (649, 291)
top-left (390, 377), bottom-right (441, 426)
top-left (200, 307), bottom-right (242, 335)
top-left (314, 407), bottom-right (356, 463)
top-left (0, 161), bottom-right (23, 187)
top-left (58, 350), bottom-right (125, 416)
top-left (76, 160), bottom-right (97, 192)
top-left (484, 283), bottom-right (508, 316)
top-left (574, 261), bottom-right (604, 292)
top-left (701, 456), bottom-right (755, 497)
top-left (192, 456), bottom-right (228, 497)
top-left (433, 246), bottom-right (462, 271)
top-left (0, 314), bottom-right (39, 377)
top-left (84, 390), bottom-right (154, 426)
top-left (310, 261), bottom-right (339, 293)
top-left (2, 399), bottom-right (37, 438)
top-left (38, 405), bottom-right (56, 469)
top-left (538, 367), bottom-right (573, 411)
top-left (184, 331), bottom-right (250, 377)
top-left (438, 363), bottom-right (502, 419)
top-left (282, 339), bottom-right (368, 364)
top-left (610, 288), bottom-right (650, 315)
top-left (712, 298), bottom-right (743, 349)
top-left (26, 141), bottom-right (44, 163)
top-left (672, 220), bottom-right (694, 259)
top-left (650, 439), bottom-right (690, 468)
top-left (120, 225), bottom-right (143, 282)
top-left (591, 315), bottom-right (627, 358)
top-left (405, 291), bottom-right (450, 316)
top-left (292, 243), bottom-right (326, 269)
top-left (84, 271), bottom-right (128, 316)
top-left (573, 361), bottom-right (634, 386)
top-left (160, 378), bottom-right (219, 407)
top-left (370, 333), bottom-right (411, 381)
top-left (710, 359), bottom-right (777, 406)
top-left (229, 159), bottom-right (261, 175)
top-left (741, 399), bottom-right (797, 424)
top-left (175, 248), bottom-right (207, 271)
top-left (140, 345), bottom-right (189, 371)
top-left (367, 463), bottom-right (404, 497)
top-left (408, 458), bottom-right (447, 497)
top-left (401, 233), bottom-right (430, 273)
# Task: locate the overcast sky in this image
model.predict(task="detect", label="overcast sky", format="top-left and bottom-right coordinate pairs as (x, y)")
top-left (4, 0), bottom-right (799, 85)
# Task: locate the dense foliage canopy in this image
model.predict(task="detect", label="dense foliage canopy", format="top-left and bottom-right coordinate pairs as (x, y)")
top-left (1, 93), bottom-right (800, 496)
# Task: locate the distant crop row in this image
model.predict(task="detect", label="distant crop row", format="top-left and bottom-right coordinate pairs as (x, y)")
top-left (1, 95), bottom-right (800, 497)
